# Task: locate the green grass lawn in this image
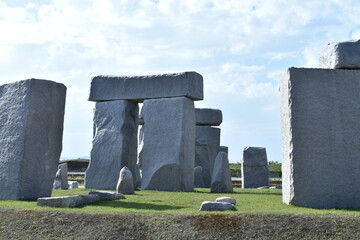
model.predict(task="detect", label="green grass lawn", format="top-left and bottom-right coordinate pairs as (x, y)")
top-left (1, 188), bottom-right (360, 216)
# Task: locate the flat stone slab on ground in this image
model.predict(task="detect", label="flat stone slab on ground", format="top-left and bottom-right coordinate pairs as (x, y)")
top-left (88, 191), bottom-right (125, 201)
top-left (215, 197), bottom-right (236, 205)
top-left (37, 195), bottom-right (100, 208)
top-left (199, 201), bottom-right (235, 211)
top-left (319, 39), bottom-right (360, 69)
top-left (280, 67), bottom-right (360, 208)
top-left (0, 79), bottom-right (66, 200)
top-left (195, 108), bottom-right (222, 126)
top-left (89, 72), bottom-right (203, 102)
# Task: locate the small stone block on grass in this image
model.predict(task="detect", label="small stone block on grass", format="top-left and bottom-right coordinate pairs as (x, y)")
top-left (199, 201), bottom-right (235, 211)
top-left (215, 197), bottom-right (236, 205)
top-left (37, 195), bottom-right (100, 208)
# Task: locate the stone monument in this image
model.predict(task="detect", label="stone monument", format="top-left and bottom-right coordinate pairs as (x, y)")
top-left (242, 147), bottom-right (269, 189)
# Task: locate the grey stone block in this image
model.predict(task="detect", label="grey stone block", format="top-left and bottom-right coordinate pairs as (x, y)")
top-left (280, 67), bottom-right (360, 208)
top-left (116, 167), bottom-right (134, 195)
top-left (219, 146), bottom-right (228, 154)
top-left (68, 181), bottom-right (78, 189)
top-left (242, 147), bottom-right (269, 189)
top-left (199, 201), bottom-right (235, 211)
top-left (319, 39), bottom-right (360, 69)
top-left (211, 152), bottom-right (233, 193)
top-left (37, 194), bottom-right (100, 208)
top-left (85, 100), bottom-right (138, 190)
top-left (215, 196), bottom-right (236, 205)
top-left (194, 166), bottom-right (205, 188)
top-left (89, 72), bottom-right (203, 102)
top-left (140, 97), bottom-right (195, 191)
top-left (195, 126), bottom-right (221, 187)
top-left (134, 163), bottom-right (141, 189)
top-left (88, 191), bottom-right (125, 201)
top-left (195, 108), bottom-right (222, 126)
top-left (0, 79), bottom-right (66, 200)
top-left (53, 163), bottom-right (69, 189)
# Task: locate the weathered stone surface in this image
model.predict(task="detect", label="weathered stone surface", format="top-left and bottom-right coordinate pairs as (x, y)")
top-left (280, 67), bottom-right (360, 208)
top-left (215, 197), bottom-right (236, 205)
top-left (116, 167), bottom-right (135, 194)
top-left (68, 181), bottom-right (78, 189)
top-left (53, 163), bottom-right (69, 189)
top-left (88, 191), bottom-right (125, 201)
top-left (195, 108), bottom-right (222, 126)
top-left (85, 100), bottom-right (138, 190)
top-left (0, 79), bottom-right (66, 200)
top-left (319, 39), bottom-right (360, 69)
top-left (219, 146), bottom-right (228, 154)
top-left (211, 152), bottom-right (233, 193)
top-left (140, 97), bottom-right (195, 191)
top-left (89, 72), bottom-right (203, 102)
top-left (199, 201), bottom-right (235, 211)
top-left (37, 195), bottom-right (100, 208)
top-left (242, 147), bottom-right (269, 189)
top-left (194, 166), bottom-right (205, 188)
top-left (195, 126), bottom-right (221, 187)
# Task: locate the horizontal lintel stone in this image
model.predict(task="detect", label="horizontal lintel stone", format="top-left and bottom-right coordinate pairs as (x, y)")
top-left (89, 71), bottom-right (203, 102)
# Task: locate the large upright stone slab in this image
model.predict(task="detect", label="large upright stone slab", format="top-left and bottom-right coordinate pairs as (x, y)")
top-left (0, 79), bottom-right (66, 200)
top-left (195, 108), bottom-right (222, 126)
top-left (280, 67), bottom-right (360, 208)
top-left (195, 126), bottom-right (221, 187)
top-left (211, 152), bottom-right (233, 193)
top-left (85, 100), bottom-right (138, 190)
top-left (242, 147), bottom-right (269, 189)
top-left (89, 72), bottom-right (203, 102)
top-left (140, 97), bottom-right (195, 191)
top-left (319, 39), bottom-right (360, 69)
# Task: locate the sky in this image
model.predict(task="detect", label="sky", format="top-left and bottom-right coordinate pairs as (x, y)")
top-left (1, 0), bottom-right (360, 163)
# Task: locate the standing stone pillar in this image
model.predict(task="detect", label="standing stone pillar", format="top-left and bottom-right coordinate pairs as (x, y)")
top-left (140, 97), bottom-right (195, 191)
top-left (0, 79), bottom-right (66, 200)
top-left (194, 108), bottom-right (222, 187)
top-left (242, 147), bottom-right (269, 188)
top-left (85, 100), bottom-right (139, 190)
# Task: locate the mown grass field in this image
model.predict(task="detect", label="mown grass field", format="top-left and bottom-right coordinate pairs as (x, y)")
top-left (1, 188), bottom-right (359, 216)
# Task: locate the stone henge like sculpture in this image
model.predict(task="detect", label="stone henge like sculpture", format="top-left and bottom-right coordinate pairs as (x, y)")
top-left (281, 40), bottom-right (360, 208)
top-left (85, 100), bottom-right (139, 190)
top-left (194, 108), bottom-right (222, 187)
top-left (211, 152), bottom-right (233, 193)
top-left (116, 166), bottom-right (134, 195)
top-left (87, 72), bottom-right (203, 192)
top-left (242, 147), bottom-right (269, 189)
top-left (0, 79), bottom-right (66, 200)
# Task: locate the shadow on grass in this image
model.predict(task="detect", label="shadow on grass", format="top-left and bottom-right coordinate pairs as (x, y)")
top-left (194, 189), bottom-right (282, 196)
top-left (92, 201), bottom-right (184, 211)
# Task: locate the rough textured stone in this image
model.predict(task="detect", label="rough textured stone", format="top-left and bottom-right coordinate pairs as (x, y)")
top-left (195, 108), bottom-right (222, 126)
top-left (88, 191), bottom-right (125, 201)
top-left (319, 39), bottom-right (360, 69)
top-left (194, 166), bottom-right (205, 188)
top-left (211, 152), bottom-right (233, 193)
top-left (85, 100), bottom-right (138, 190)
top-left (116, 167), bottom-right (135, 194)
top-left (280, 67), bottom-right (360, 208)
top-left (140, 97), bottom-right (195, 191)
top-left (89, 72), bottom-right (203, 102)
top-left (199, 201), bottom-right (235, 211)
top-left (215, 196), bottom-right (236, 205)
top-left (37, 195), bottom-right (100, 208)
top-left (195, 126), bottom-right (221, 187)
top-left (68, 181), bottom-right (78, 189)
top-left (219, 146), bottom-right (228, 154)
top-left (53, 163), bottom-right (69, 189)
top-left (242, 147), bottom-right (269, 189)
top-left (134, 163), bottom-right (141, 189)
top-left (0, 79), bottom-right (66, 200)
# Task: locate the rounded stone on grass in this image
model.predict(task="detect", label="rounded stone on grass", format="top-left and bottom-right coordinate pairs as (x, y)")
top-left (215, 197), bottom-right (236, 205)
